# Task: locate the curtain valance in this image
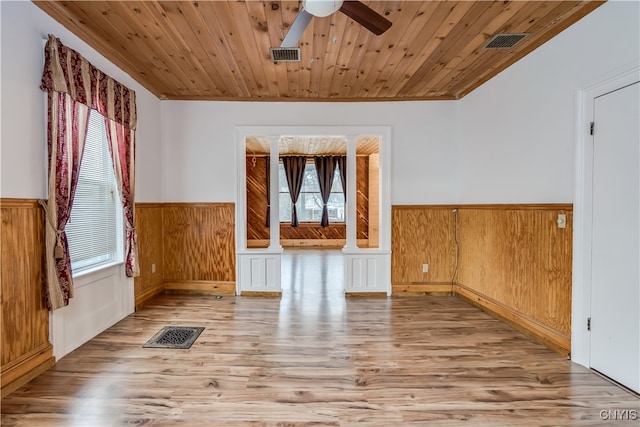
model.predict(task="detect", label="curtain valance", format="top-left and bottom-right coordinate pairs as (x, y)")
top-left (40, 34), bottom-right (137, 131)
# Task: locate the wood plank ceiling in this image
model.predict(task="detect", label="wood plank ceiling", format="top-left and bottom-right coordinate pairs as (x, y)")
top-left (34, 1), bottom-right (604, 101)
top-left (245, 135), bottom-right (379, 155)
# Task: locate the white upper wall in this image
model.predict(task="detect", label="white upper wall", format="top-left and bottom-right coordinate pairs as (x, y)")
top-left (160, 100), bottom-right (458, 204)
top-left (2, 1), bottom-right (637, 206)
top-left (456, 0), bottom-right (640, 204)
top-left (161, 1), bottom-right (639, 205)
top-left (0, 0), bottom-right (162, 201)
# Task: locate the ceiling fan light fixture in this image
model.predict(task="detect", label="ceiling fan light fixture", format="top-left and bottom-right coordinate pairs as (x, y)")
top-left (302, 0), bottom-right (344, 17)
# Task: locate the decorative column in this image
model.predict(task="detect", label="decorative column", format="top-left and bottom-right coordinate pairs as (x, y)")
top-left (344, 135), bottom-right (358, 251)
top-left (268, 136), bottom-right (282, 251)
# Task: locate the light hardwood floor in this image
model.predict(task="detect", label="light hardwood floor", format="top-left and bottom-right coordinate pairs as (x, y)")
top-left (2, 250), bottom-right (638, 426)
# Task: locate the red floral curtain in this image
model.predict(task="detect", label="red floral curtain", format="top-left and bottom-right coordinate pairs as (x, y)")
top-left (105, 119), bottom-right (139, 277)
top-left (39, 92), bottom-right (91, 310)
top-left (40, 35), bottom-right (138, 310)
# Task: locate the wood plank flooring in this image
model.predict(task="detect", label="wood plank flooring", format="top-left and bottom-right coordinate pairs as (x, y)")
top-left (2, 250), bottom-right (638, 426)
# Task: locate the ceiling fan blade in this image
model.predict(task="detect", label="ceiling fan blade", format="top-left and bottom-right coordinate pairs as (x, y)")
top-left (281, 8), bottom-right (313, 48)
top-left (339, 1), bottom-right (392, 36)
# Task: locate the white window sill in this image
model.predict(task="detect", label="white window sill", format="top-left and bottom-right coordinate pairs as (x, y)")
top-left (73, 260), bottom-right (124, 288)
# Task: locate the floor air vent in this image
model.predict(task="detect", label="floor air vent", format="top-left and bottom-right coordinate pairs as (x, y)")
top-left (483, 33), bottom-right (529, 49)
top-left (143, 326), bottom-right (204, 349)
top-left (269, 47), bottom-right (301, 62)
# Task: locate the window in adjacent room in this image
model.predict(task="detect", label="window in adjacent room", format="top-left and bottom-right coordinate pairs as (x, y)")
top-left (278, 162), bottom-right (345, 223)
top-left (66, 110), bottom-right (123, 274)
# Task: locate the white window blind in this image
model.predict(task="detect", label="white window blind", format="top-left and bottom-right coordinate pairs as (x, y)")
top-left (66, 110), bottom-right (122, 273)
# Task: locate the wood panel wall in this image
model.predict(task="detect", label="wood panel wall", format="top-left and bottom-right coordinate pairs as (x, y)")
top-left (391, 206), bottom-right (457, 294)
top-left (246, 156), bottom-right (270, 241)
top-left (367, 154), bottom-right (380, 248)
top-left (162, 203), bottom-right (236, 283)
top-left (391, 204), bottom-right (573, 356)
top-left (135, 203), bottom-right (237, 304)
top-left (356, 157), bottom-right (369, 242)
top-left (134, 204), bottom-right (164, 306)
top-left (456, 206), bottom-right (573, 355)
top-left (1, 199), bottom-right (55, 396)
top-left (246, 156), bottom-right (369, 247)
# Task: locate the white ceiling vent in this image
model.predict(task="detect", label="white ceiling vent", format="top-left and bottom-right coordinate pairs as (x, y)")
top-left (269, 47), bottom-right (301, 62)
top-left (483, 33), bottom-right (529, 49)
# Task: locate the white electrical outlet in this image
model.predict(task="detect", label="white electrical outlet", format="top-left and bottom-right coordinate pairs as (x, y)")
top-left (422, 264), bottom-right (429, 273)
top-left (557, 214), bottom-right (567, 229)
top-left (152, 263), bottom-right (157, 273)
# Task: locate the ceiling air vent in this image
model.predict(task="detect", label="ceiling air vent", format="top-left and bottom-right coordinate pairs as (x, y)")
top-left (269, 47), bottom-right (301, 62)
top-left (483, 33), bottom-right (529, 49)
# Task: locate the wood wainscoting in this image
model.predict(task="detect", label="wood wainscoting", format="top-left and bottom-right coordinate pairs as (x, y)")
top-left (391, 204), bottom-right (573, 356)
top-left (162, 203), bottom-right (235, 283)
top-left (456, 205), bottom-right (573, 356)
top-left (391, 206), bottom-right (457, 294)
top-left (1, 199), bottom-right (55, 397)
top-left (134, 203), bottom-right (165, 307)
top-left (2, 199), bottom-right (574, 395)
top-left (134, 202), bottom-right (236, 307)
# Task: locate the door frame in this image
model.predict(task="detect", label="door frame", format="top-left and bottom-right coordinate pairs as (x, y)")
top-left (572, 64), bottom-right (640, 367)
top-left (235, 125), bottom-right (392, 295)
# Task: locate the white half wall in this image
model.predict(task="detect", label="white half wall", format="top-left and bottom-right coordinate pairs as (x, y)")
top-left (160, 100), bottom-right (458, 204)
top-left (0, 0), bottom-right (163, 202)
top-left (456, 0), bottom-right (639, 204)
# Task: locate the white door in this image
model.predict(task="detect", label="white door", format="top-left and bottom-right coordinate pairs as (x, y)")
top-left (589, 81), bottom-right (640, 393)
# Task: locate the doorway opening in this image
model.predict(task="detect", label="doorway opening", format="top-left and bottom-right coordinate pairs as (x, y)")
top-left (235, 126), bottom-right (391, 297)
top-left (280, 249), bottom-right (345, 313)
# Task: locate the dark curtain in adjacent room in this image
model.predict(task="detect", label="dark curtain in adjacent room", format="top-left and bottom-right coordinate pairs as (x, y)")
top-left (282, 156), bottom-right (307, 227)
top-left (314, 156), bottom-right (338, 227)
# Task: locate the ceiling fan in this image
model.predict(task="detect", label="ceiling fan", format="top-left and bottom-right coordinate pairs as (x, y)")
top-left (280, 0), bottom-right (392, 48)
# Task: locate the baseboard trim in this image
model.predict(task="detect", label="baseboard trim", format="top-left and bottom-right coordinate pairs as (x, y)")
top-left (135, 286), bottom-right (165, 310)
top-left (240, 291), bottom-right (282, 297)
top-left (346, 292), bottom-right (388, 298)
top-left (163, 281), bottom-right (236, 295)
top-left (392, 283), bottom-right (455, 296)
top-left (1, 343), bottom-right (55, 398)
top-left (454, 283), bottom-right (570, 357)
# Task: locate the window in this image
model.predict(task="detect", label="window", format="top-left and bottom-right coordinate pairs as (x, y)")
top-left (279, 162), bottom-right (344, 223)
top-left (66, 110), bottom-right (122, 273)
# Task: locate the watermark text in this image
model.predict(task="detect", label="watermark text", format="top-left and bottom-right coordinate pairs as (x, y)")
top-left (599, 409), bottom-right (638, 421)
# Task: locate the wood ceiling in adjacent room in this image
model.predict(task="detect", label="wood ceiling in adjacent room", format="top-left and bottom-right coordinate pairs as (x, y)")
top-left (34, 1), bottom-right (604, 101)
top-left (245, 136), bottom-right (378, 155)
